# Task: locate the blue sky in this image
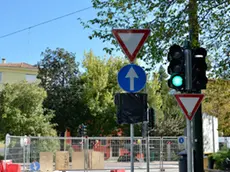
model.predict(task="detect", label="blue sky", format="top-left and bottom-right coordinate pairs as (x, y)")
top-left (0, 0), bottom-right (123, 70)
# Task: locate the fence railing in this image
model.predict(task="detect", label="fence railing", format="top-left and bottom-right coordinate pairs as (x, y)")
top-left (4, 135), bottom-right (186, 171)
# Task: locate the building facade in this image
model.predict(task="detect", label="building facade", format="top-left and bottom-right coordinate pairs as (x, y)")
top-left (0, 58), bottom-right (38, 89)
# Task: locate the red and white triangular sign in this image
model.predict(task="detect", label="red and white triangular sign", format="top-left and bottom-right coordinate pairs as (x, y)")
top-left (174, 94), bottom-right (204, 121)
top-left (112, 29), bottom-right (150, 62)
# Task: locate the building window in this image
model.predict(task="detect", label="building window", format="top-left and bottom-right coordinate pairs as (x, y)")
top-left (26, 74), bottom-right (37, 83)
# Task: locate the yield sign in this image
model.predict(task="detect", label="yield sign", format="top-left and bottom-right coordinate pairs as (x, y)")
top-left (174, 94), bottom-right (204, 120)
top-left (112, 29), bottom-right (150, 63)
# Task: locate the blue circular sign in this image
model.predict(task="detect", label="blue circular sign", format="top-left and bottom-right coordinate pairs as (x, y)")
top-left (30, 161), bottom-right (40, 171)
top-left (117, 64), bottom-right (146, 93)
top-left (178, 137), bottom-right (185, 144)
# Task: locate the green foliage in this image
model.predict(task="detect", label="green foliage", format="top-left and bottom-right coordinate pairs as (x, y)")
top-left (212, 149), bottom-right (230, 170)
top-left (81, 0), bottom-right (229, 75)
top-left (0, 82), bottom-right (56, 140)
top-left (81, 50), bottom-right (128, 136)
top-left (152, 115), bottom-right (185, 136)
top-left (203, 79), bottom-right (230, 136)
top-left (37, 48), bottom-right (89, 134)
top-left (150, 66), bottom-right (185, 136)
top-left (30, 138), bottom-right (61, 162)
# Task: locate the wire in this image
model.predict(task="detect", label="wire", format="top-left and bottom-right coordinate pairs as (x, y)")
top-left (0, 6), bottom-right (93, 39)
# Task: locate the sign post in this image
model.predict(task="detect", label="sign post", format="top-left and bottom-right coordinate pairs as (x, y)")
top-left (130, 124), bottom-right (134, 172)
top-left (113, 28), bottom-right (150, 172)
top-left (174, 94), bottom-right (204, 172)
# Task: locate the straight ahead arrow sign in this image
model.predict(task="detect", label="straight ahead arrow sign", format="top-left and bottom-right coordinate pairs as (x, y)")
top-left (125, 67), bottom-right (138, 91)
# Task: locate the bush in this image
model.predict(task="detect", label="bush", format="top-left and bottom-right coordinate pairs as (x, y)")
top-left (212, 148), bottom-right (230, 170)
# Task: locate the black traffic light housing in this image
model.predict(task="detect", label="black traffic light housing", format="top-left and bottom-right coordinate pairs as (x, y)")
top-left (114, 93), bottom-right (147, 124)
top-left (82, 124), bottom-right (87, 136)
top-left (78, 125), bottom-right (82, 137)
top-left (78, 124), bottom-right (87, 137)
top-left (167, 44), bottom-right (185, 91)
top-left (148, 108), bottom-right (155, 129)
top-left (192, 47), bottom-right (208, 90)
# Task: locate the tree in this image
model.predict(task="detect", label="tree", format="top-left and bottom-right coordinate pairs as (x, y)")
top-left (203, 79), bottom-right (230, 136)
top-left (0, 82), bottom-right (56, 140)
top-left (37, 48), bottom-right (89, 135)
top-left (148, 66), bottom-right (185, 136)
top-left (146, 72), bottom-right (163, 122)
top-left (81, 50), bottom-right (127, 136)
top-left (81, 0), bottom-right (229, 74)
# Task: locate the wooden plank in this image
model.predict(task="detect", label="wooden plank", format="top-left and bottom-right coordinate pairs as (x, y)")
top-left (55, 151), bottom-right (69, 170)
top-left (91, 151), bottom-right (104, 169)
top-left (39, 152), bottom-right (53, 172)
top-left (72, 152), bottom-right (84, 169)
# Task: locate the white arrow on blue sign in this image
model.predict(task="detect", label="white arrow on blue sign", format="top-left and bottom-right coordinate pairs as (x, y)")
top-left (117, 64), bottom-right (146, 93)
top-left (178, 136), bottom-right (185, 144)
top-left (30, 161), bottom-right (40, 171)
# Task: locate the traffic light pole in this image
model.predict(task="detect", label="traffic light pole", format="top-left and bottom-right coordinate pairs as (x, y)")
top-left (184, 42), bottom-right (193, 172)
top-left (184, 40), bottom-right (204, 172)
top-left (193, 98), bottom-right (203, 172)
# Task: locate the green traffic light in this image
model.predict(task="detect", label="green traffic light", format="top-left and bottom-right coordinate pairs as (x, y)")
top-left (172, 75), bottom-right (183, 87)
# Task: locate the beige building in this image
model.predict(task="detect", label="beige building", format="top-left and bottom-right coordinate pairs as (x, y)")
top-left (0, 58), bottom-right (38, 89)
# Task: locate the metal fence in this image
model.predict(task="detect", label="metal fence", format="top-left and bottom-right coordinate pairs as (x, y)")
top-left (4, 134), bottom-right (186, 171)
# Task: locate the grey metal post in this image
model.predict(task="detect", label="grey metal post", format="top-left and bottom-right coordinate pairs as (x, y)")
top-left (187, 118), bottom-right (192, 172)
top-left (184, 41), bottom-right (192, 91)
top-left (146, 108), bottom-right (150, 172)
top-left (184, 41), bottom-right (193, 172)
top-left (23, 136), bottom-right (26, 172)
top-left (4, 134), bottom-right (9, 161)
top-left (130, 124), bottom-right (134, 172)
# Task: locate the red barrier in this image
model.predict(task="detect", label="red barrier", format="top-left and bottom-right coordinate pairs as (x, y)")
top-left (0, 163), bottom-right (3, 172)
top-left (0, 160), bottom-right (12, 172)
top-left (110, 170), bottom-right (125, 172)
top-left (6, 164), bottom-right (21, 172)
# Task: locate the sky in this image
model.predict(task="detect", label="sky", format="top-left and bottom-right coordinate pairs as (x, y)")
top-left (0, 0), bottom-right (123, 70)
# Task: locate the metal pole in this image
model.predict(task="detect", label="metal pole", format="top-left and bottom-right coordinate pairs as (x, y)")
top-left (4, 134), bottom-right (9, 161)
top-left (184, 41), bottom-right (192, 91)
top-left (23, 136), bottom-right (26, 172)
top-left (191, 121), bottom-right (194, 172)
top-left (146, 133), bottom-right (150, 172)
top-left (187, 118), bottom-right (192, 172)
top-left (130, 124), bottom-right (134, 172)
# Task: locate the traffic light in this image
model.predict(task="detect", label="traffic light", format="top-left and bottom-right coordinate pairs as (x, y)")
top-left (192, 47), bottom-right (208, 90)
top-left (148, 108), bottom-right (155, 129)
top-left (82, 124), bottom-right (87, 136)
top-left (78, 125), bottom-right (82, 137)
top-left (167, 44), bottom-right (185, 91)
top-left (114, 93), bottom-right (147, 124)
top-left (77, 124), bottom-right (87, 137)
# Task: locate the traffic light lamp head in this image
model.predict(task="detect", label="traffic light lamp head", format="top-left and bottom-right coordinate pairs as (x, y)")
top-left (167, 44), bottom-right (185, 91)
top-left (172, 75), bottom-right (183, 87)
top-left (168, 74), bottom-right (185, 90)
top-left (192, 47), bottom-right (208, 90)
top-left (168, 44), bottom-right (183, 61)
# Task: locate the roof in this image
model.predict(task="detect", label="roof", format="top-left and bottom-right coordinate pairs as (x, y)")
top-left (0, 63), bottom-right (37, 69)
